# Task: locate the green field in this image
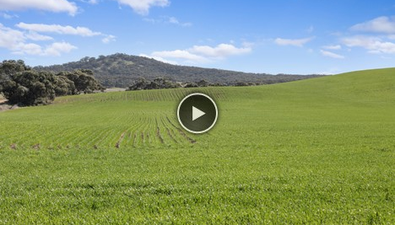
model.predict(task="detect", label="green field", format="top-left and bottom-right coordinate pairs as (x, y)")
top-left (0, 68), bottom-right (394, 224)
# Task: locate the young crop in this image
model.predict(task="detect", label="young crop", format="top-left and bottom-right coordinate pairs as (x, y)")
top-left (1, 69), bottom-right (395, 223)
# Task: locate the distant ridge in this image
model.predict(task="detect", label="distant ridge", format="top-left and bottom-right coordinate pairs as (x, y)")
top-left (35, 53), bottom-right (324, 88)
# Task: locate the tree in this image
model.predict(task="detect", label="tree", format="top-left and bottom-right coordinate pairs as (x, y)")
top-left (197, 80), bottom-right (209, 87)
top-left (127, 78), bottom-right (150, 91)
top-left (0, 60), bottom-right (30, 93)
top-left (1, 71), bottom-right (56, 106)
top-left (0, 60), bottom-right (105, 106)
top-left (0, 60), bottom-right (30, 76)
top-left (54, 75), bottom-right (77, 96)
top-left (62, 70), bottom-right (105, 94)
top-left (126, 77), bottom-right (181, 91)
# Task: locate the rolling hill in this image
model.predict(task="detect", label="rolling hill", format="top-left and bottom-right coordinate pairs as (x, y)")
top-left (35, 53), bottom-right (323, 88)
top-left (0, 68), bottom-right (394, 223)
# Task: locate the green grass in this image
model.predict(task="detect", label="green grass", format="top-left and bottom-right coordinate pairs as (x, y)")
top-left (0, 68), bottom-right (395, 224)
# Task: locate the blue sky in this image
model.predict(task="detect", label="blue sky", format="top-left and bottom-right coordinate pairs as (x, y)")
top-left (1, 0), bottom-right (395, 74)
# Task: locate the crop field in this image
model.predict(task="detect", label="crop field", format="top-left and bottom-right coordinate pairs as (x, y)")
top-left (0, 68), bottom-right (395, 223)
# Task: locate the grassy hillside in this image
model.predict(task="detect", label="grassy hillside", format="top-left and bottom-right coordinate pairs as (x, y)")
top-left (0, 69), bottom-right (394, 223)
top-left (35, 53), bottom-right (323, 87)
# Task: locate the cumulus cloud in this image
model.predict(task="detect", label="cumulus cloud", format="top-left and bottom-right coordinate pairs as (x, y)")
top-left (117, 0), bottom-right (169, 15)
top-left (0, 23), bottom-right (25, 49)
top-left (0, 23), bottom-right (79, 56)
top-left (13, 41), bottom-right (77, 56)
top-left (139, 54), bottom-right (178, 65)
top-left (343, 17), bottom-right (395, 54)
top-left (351, 16), bottom-right (395, 34)
top-left (43, 42), bottom-right (77, 56)
top-left (102, 35), bottom-right (116, 43)
top-left (274, 37), bottom-right (314, 47)
top-left (151, 50), bottom-right (208, 63)
top-left (189, 43), bottom-right (251, 58)
top-left (342, 36), bottom-right (395, 54)
top-left (16, 23), bottom-right (102, 37)
top-left (144, 43), bottom-right (252, 64)
top-left (167, 17), bottom-right (192, 27)
top-left (0, 0), bottom-right (78, 16)
top-left (320, 50), bottom-right (345, 59)
top-left (25, 32), bottom-right (54, 41)
top-left (12, 43), bottom-right (43, 55)
top-left (15, 22), bottom-right (116, 45)
top-left (322, 45), bottom-right (342, 50)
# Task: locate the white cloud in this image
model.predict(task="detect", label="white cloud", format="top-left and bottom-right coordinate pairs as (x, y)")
top-left (25, 32), bottom-right (53, 41)
top-left (43, 42), bottom-right (77, 56)
top-left (167, 17), bottom-right (192, 27)
top-left (1, 12), bottom-right (18, 19)
top-left (12, 41), bottom-right (77, 56)
top-left (102, 35), bottom-right (116, 43)
top-left (342, 36), bottom-right (395, 54)
top-left (274, 37), bottom-right (314, 47)
top-left (13, 43), bottom-right (43, 55)
top-left (320, 50), bottom-right (345, 59)
top-left (16, 23), bottom-right (102, 37)
top-left (139, 54), bottom-right (178, 64)
top-left (322, 45), bottom-right (342, 50)
top-left (144, 43), bottom-right (253, 64)
top-left (0, 23), bottom-right (25, 49)
top-left (116, 0), bottom-right (169, 15)
top-left (0, 23), bottom-right (77, 56)
top-left (345, 17), bottom-right (395, 54)
top-left (0, 0), bottom-right (78, 16)
top-left (151, 50), bottom-right (208, 63)
top-left (351, 16), bottom-right (395, 34)
top-left (189, 43), bottom-right (251, 58)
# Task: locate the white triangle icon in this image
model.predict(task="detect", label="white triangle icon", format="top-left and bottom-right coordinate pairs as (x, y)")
top-left (192, 106), bottom-right (206, 121)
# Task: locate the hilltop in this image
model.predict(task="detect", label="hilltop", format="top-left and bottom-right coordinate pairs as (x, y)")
top-left (35, 53), bottom-right (323, 88)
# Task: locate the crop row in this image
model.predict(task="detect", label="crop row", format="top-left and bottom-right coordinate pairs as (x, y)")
top-left (54, 87), bottom-right (229, 104)
top-left (0, 114), bottom-right (196, 150)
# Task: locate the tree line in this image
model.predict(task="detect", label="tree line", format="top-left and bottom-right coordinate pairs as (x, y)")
top-left (0, 60), bottom-right (104, 106)
top-left (126, 77), bottom-right (224, 91)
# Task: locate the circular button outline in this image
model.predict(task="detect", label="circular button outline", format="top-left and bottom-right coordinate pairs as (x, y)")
top-left (177, 93), bottom-right (218, 134)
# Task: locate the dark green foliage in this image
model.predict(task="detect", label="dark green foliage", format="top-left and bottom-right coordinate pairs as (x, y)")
top-left (35, 53), bottom-right (324, 88)
top-left (54, 75), bottom-right (77, 96)
top-left (60, 70), bottom-right (105, 94)
top-left (126, 77), bottom-right (257, 91)
top-left (197, 80), bottom-right (209, 87)
top-left (127, 77), bottom-right (181, 91)
top-left (0, 60), bottom-right (30, 76)
top-left (1, 70), bottom-right (56, 106)
top-left (0, 60), bottom-right (104, 106)
top-left (184, 82), bottom-right (199, 88)
top-left (0, 60), bottom-right (30, 92)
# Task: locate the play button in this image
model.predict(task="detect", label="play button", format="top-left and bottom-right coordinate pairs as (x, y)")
top-left (192, 106), bottom-right (205, 121)
top-left (177, 93), bottom-right (218, 134)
